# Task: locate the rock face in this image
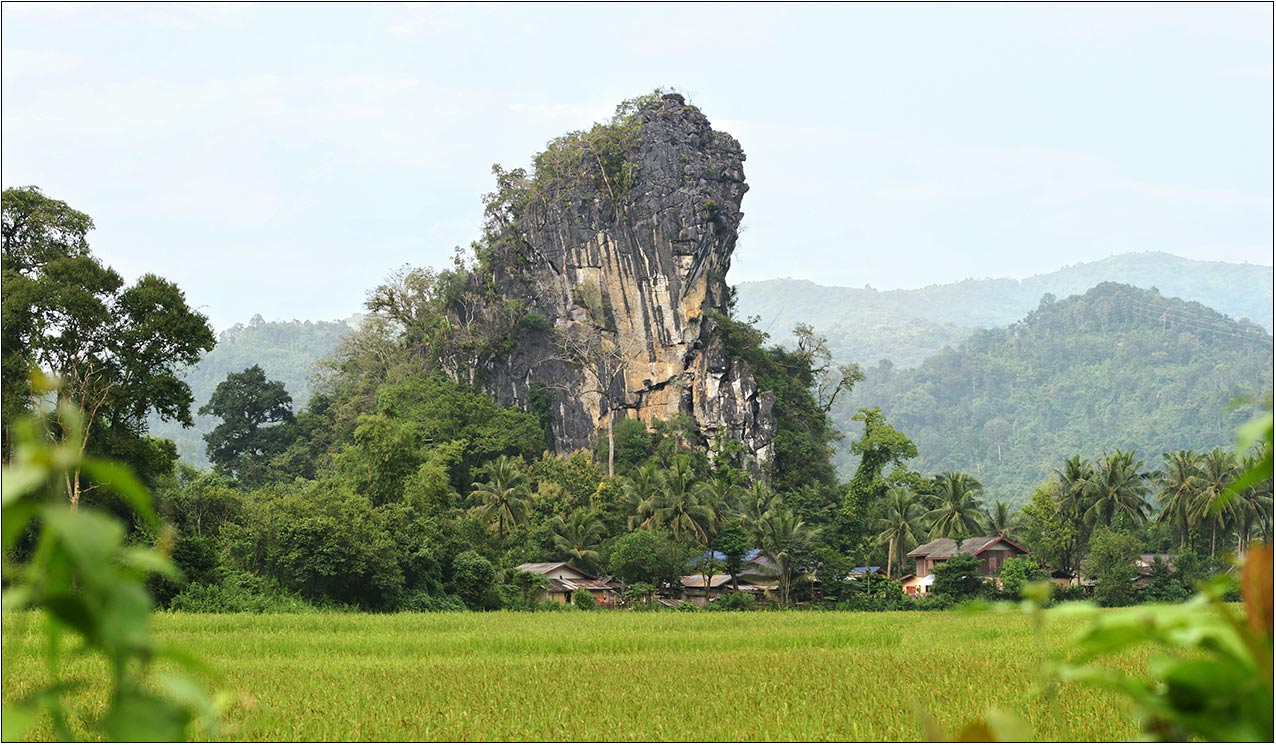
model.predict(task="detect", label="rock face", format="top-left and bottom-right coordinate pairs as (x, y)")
top-left (471, 94), bottom-right (775, 470)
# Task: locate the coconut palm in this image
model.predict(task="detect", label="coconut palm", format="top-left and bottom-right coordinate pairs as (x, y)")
top-left (754, 506), bottom-right (815, 605)
top-left (1083, 450), bottom-right (1151, 529)
top-left (923, 472), bottom-right (986, 540)
top-left (649, 455), bottom-right (715, 544)
top-left (984, 500), bottom-right (1023, 541)
top-left (874, 486), bottom-right (926, 579)
top-left (620, 462), bottom-right (660, 531)
top-left (552, 509), bottom-right (606, 573)
top-left (1156, 450), bottom-right (1203, 549)
top-left (741, 481), bottom-right (779, 536)
top-left (1193, 448), bottom-right (1240, 557)
top-left (468, 455), bottom-right (531, 547)
top-left (1055, 455), bottom-right (1097, 520)
top-left (1231, 448), bottom-right (1274, 550)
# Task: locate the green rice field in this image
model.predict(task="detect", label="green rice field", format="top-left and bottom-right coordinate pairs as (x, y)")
top-left (2, 610), bottom-right (1146, 741)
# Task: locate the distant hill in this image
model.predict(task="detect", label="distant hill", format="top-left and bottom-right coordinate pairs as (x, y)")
top-left (148, 316), bottom-right (356, 467)
top-left (831, 282), bottom-right (1274, 506)
top-left (734, 252), bottom-right (1273, 367)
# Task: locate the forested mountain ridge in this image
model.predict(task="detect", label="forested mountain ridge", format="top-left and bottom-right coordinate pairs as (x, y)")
top-left (832, 282), bottom-right (1274, 506)
top-left (735, 252), bottom-right (1273, 367)
top-left (147, 316), bottom-right (355, 467)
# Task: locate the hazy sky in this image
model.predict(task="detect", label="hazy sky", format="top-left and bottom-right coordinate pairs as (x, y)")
top-left (3, 3), bottom-right (1271, 331)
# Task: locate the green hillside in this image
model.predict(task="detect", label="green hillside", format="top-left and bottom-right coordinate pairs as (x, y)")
top-left (734, 252), bottom-right (1272, 367)
top-left (147, 316), bottom-right (355, 467)
top-left (831, 282), bottom-right (1273, 505)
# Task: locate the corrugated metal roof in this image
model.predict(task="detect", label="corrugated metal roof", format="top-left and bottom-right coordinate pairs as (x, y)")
top-left (907, 536), bottom-right (1029, 559)
top-left (680, 574), bottom-right (736, 589)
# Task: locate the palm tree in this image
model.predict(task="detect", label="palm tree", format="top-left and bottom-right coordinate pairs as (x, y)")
top-left (874, 487), bottom-right (925, 579)
top-left (1231, 449), bottom-right (1273, 550)
top-left (741, 481), bottom-right (778, 536)
top-left (1193, 448), bottom-right (1240, 558)
top-left (468, 455), bottom-right (531, 547)
top-left (1055, 455), bottom-right (1097, 523)
top-left (620, 463), bottom-right (660, 531)
top-left (1156, 450), bottom-right (1203, 549)
top-left (1083, 450), bottom-right (1151, 530)
top-left (753, 507), bottom-right (814, 605)
top-left (984, 500), bottom-right (1023, 541)
top-left (649, 455), bottom-right (715, 544)
top-left (552, 509), bottom-right (606, 573)
top-left (923, 472), bottom-right (986, 540)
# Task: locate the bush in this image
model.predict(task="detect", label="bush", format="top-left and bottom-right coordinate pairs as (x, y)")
top-left (675, 601), bottom-right (701, 612)
top-left (931, 553), bottom-right (985, 601)
top-left (706, 592), bottom-right (757, 611)
top-left (999, 556), bottom-right (1049, 598)
top-left (450, 550), bottom-right (497, 610)
top-left (168, 571), bottom-right (317, 613)
top-left (400, 590), bottom-right (468, 612)
top-left (571, 588), bottom-right (596, 609)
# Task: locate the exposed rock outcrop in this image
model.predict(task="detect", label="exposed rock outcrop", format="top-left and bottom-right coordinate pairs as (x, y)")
top-left (464, 93), bottom-right (774, 470)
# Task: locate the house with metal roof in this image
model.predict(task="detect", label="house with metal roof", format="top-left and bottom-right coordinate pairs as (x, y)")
top-left (515, 562), bottom-right (622, 606)
top-left (679, 574), bottom-right (769, 606)
top-left (904, 536), bottom-right (1030, 595)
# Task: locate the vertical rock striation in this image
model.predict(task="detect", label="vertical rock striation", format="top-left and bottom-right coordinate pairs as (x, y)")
top-left (468, 93), bottom-right (774, 470)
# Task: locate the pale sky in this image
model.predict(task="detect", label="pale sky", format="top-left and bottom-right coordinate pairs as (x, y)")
top-left (3, 2), bottom-right (1271, 331)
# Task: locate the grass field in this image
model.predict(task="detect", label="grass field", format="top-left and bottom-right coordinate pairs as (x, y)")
top-left (2, 609), bottom-right (1146, 741)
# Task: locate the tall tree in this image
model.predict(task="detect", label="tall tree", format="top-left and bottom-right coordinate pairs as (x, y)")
top-left (753, 506), bottom-right (815, 606)
top-left (200, 365), bottom-right (295, 486)
top-left (1084, 450), bottom-right (1150, 530)
top-left (1193, 448), bottom-right (1240, 558)
top-left (873, 486), bottom-right (925, 579)
top-left (1, 187), bottom-right (215, 503)
top-left (1156, 450), bottom-right (1203, 549)
top-left (923, 472), bottom-right (986, 539)
top-left (984, 500), bottom-right (1022, 541)
top-left (649, 455), bottom-right (714, 544)
top-left (468, 455), bottom-right (531, 547)
top-left (551, 509), bottom-right (606, 572)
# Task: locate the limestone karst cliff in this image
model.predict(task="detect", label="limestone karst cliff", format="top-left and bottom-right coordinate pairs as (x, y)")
top-left (456, 93), bottom-right (775, 471)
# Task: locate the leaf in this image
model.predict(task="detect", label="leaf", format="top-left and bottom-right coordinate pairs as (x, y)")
top-left (1241, 545), bottom-right (1273, 638)
top-left (2, 499), bottom-right (39, 552)
top-left (42, 593), bottom-right (99, 645)
top-left (40, 506), bottom-right (125, 585)
top-left (120, 546), bottom-right (182, 582)
top-left (2, 464), bottom-right (46, 506)
top-left (1, 702), bottom-right (38, 741)
top-left (101, 691), bottom-right (191, 742)
top-left (81, 458), bottom-right (157, 526)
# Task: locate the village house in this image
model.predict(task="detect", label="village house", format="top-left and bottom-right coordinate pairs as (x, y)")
top-left (678, 574), bottom-right (769, 606)
top-left (904, 536), bottom-right (1031, 595)
top-left (515, 562), bottom-right (622, 606)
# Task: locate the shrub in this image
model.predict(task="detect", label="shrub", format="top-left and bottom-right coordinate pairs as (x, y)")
top-left (571, 588), bottom-right (596, 609)
top-left (450, 550), bottom-right (497, 610)
top-left (999, 556), bottom-right (1049, 598)
top-left (168, 571), bottom-right (317, 613)
top-left (400, 590), bottom-right (468, 612)
top-left (707, 592), bottom-right (757, 611)
top-left (931, 553), bottom-right (985, 601)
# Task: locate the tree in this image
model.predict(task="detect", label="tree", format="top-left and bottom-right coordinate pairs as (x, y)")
top-left (2, 187), bottom-right (216, 504)
top-left (606, 529), bottom-right (686, 591)
top-left (468, 455), bottom-right (532, 547)
top-left (1156, 450), bottom-right (1203, 549)
top-left (450, 550), bottom-right (497, 610)
top-left (1082, 526), bottom-right (1142, 607)
top-left (873, 486), bottom-right (926, 579)
top-left (552, 324), bottom-right (641, 478)
top-left (985, 500), bottom-right (1022, 541)
top-left (931, 552), bottom-right (983, 600)
top-left (1020, 483), bottom-right (1082, 579)
top-left (998, 556), bottom-right (1047, 598)
top-left (843, 407), bottom-right (918, 554)
top-left (1084, 450), bottom-right (1151, 530)
top-left (552, 509), bottom-right (606, 572)
top-left (1192, 448), bottom-right (1239, 558)
top-left (923, 472), bottom-right (986, 540)
top-left (649, 454), bottom-right (714, 544)
top-left (715, 519), bottom-right (751, 591)
top-left (200, 365), bottom-right (295, 486)
top-left (754, 506), bottom-right (816, 605)
top-left (619, 462), bottom-right (660, 531)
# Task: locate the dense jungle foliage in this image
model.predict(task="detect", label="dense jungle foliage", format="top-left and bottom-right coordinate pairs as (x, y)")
top-left (834, 282), bottom-right (1273, 506)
